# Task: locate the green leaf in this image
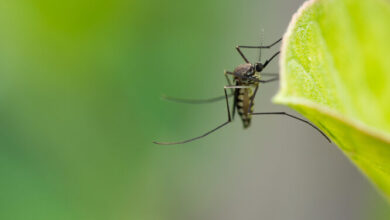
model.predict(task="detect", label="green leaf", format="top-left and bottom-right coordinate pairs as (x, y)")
top-left (274, 0), bottom-right (390, 200)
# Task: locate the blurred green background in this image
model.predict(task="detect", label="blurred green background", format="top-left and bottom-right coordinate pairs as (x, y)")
top-left (0, 0), bottom-right (388, 219)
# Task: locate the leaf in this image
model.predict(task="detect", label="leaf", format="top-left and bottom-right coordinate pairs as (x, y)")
top-left (274, 0), bottom-right (390, 200)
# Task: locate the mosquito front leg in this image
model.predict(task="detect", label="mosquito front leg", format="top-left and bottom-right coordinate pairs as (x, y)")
top-left (237, 38), bottom-right (282, 49)
top-left (235, 46), bottom-right (250, 63)
top-left (236, 38), bottom-right (282, 64)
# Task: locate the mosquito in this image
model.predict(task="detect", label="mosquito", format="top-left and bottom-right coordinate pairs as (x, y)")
top-left (153, 37), bottom-right (330, 145)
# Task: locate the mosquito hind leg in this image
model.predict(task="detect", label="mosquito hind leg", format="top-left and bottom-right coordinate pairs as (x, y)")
top-left (153, 87), bottom-right (235, 145)
top-left (250, 111), bottom-right (331, 143)
top-left (160, 70), bottom-right (235, 105)
top-left (162, 93), bottom-right (233, 104)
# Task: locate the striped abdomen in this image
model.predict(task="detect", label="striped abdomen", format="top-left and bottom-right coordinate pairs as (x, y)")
top-left (236, 87), bottom-right (255, 128)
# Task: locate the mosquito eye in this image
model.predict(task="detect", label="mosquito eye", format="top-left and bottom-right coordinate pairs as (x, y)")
top-left (256, 63), bottom-right (264, 72)
top-left (247, 67), bottom-right (254, 75)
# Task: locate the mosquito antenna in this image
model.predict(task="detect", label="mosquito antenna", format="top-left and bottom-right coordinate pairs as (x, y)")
top-left (258, 29), bottom-right (264, 62)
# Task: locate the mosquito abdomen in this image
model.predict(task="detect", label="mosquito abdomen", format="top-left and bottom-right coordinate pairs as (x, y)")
top-left (236, 87), bottom-right (254, 128)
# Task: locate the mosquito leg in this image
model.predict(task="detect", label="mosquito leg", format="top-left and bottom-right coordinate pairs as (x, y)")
top-left (258, 73), bottom-right (279, 83)
top-left (261, 73), bottom-right (279, 77)
top-left (224, 70), bottom-right (235, 96)
top-left (231, 86), bottom-right (238, 120)
top-left (224, 70), bottom-right (236, 117)
top-left (235, 46), bottom-right (250, 63)
top-left (224, 70), bottom-right (233, 86)
top-left (153, 87), bottom-right (234, 145)
top-left (258, 77), bottom-right (279, 83)
top-left (235, 44), bottom-right (280, 65)
top-left (227, 85), bottom-right (254, 120)
top-left (225, 71), bottom-right (236, 78)
top-left (236, 37), bottom-right (282, 63)
top-left (250, 112), bottom-right (331, 143)
top-left (160, 70), bottom-right (236, 105)
top-left (237, 38), bottom-right (282, 49)
top-left (249, 86), bottom-right (259, 111)
top-left (162, 94), bottom-right (233, 104)
top-left (224, 71), bottom-right (236, 119)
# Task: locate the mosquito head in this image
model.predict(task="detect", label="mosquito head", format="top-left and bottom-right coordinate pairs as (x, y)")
top-left (255, 62), bottom-right (264, 72)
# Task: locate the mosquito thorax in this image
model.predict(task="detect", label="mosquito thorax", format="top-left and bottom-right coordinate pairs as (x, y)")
top-left (232, 63), bottom-right (260, 84)
top-left (233, 63), bottom-right (256, 78)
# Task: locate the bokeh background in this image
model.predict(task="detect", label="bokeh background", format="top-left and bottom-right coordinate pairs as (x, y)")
top-left (0, 0), bottom-right (389, 219)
